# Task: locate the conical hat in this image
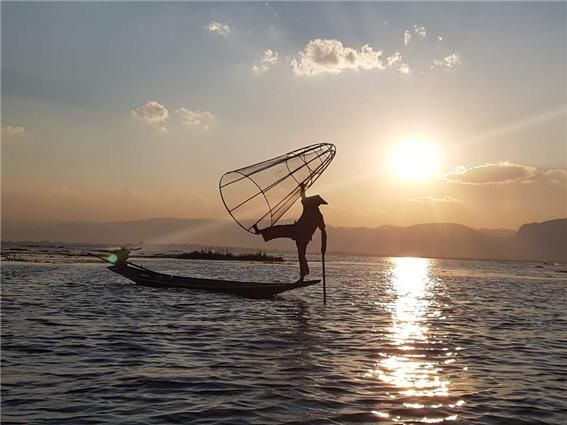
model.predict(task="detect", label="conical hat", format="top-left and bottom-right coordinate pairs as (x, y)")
top-left (302, 195), bottom-right (328, 206)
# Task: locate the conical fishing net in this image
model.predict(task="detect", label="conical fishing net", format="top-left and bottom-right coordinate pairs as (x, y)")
top-left (219, 143), bottom-right (336, 233)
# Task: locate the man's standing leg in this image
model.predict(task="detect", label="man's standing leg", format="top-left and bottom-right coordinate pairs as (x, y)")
top-left (296, 240), bottom-right (309, 281)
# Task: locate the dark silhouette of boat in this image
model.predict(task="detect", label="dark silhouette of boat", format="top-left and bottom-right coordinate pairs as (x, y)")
top-left (108, 263), bottom-right (319, 299)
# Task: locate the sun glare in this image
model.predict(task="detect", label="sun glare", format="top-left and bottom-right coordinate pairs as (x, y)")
top-left (389, 139), bottom-right (440, 182)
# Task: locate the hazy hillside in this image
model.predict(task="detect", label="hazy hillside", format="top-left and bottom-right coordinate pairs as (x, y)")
top-left (514, 219), bottom-right (567, 261)
top-left (2, 218), bottom-right (566, 262)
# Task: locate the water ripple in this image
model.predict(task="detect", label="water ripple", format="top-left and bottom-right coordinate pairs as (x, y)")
top-left (2, 258), bottom-right (566, 424)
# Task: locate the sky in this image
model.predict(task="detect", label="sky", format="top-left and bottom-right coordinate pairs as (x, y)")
top-left (2, 2), bottom-right (566, 230)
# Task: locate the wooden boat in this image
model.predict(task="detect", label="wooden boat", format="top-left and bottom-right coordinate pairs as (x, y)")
top-left (108, 263), bottom-right (319, 299)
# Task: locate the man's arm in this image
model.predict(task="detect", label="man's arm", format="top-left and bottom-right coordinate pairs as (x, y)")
top-left (299, 183), bottom-right (306, 199)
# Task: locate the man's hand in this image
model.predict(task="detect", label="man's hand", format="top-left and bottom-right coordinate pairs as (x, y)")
top-left (299, 183), bottom-right (306, 199)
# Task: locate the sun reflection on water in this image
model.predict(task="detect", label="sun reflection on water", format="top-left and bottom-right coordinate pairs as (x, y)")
top-left (367, 257), bottom-right (462, 423)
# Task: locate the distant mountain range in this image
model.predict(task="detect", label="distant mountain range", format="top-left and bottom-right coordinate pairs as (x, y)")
top-left (2, 217), bottom-right (566, 262)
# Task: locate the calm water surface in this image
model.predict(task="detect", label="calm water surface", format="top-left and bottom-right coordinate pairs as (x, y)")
top-left (2, 256), bottom-right (566, 424)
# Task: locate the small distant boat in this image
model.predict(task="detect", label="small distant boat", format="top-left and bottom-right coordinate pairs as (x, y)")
top-left (108, 263), bottom-right (319, 299)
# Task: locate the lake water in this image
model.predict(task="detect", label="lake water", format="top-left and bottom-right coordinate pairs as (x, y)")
top-left (2, 255), bottom-right (566, 424)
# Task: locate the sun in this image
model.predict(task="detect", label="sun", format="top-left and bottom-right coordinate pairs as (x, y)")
top-left (389, 139), bottom-right (440, 182)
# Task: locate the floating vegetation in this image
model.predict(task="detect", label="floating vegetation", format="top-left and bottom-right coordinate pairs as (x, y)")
top-left (148, 249), bottom-right (284, 262)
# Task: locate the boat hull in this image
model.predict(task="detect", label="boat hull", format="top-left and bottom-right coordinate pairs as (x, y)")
top-left (108, 265), bottom-right (320, 299)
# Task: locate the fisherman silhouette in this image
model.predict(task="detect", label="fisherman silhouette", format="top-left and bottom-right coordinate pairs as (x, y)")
top-left (253, 183), bottom-right (327, 281)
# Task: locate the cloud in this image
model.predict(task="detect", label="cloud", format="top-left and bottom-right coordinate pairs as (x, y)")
top-left (403, 30), bottom-right (412, 47)
top-left (289, 39), bottom-right (415, 76)
top-left (131, 102), bottom-right (214, 132)
top-left (409, 195), bottom-right (462, 203)
top-left (433, 53), bottom-right (461, 69)
top-left (385, 52), bottom-right (411, 74)
top-left (398, 63), bottom-right (411, 75)
top-left (252, 49), bottom-right (279, 74)
top-left (176, 108), bottom-right (214, 130)
top-left (386, 52), bottom-right (402, 67)
top-left (414, 25), bottom-right (427, 38)
top-left (290, 39), bottom-right (387, 76)
top-left (205, 21), bottom-right (231, 36)
top-left (404, 25), bottom-right (427, 46)
top-left (400, 25), bottom-right (463, 73)
top-left (442, 162), bottom-right (538, 185)
top-left (542, 168), bottom-right (567, 185)
top-left (131, 101), bottom-right (169, 132)
top-left (2, 126), bottom-right (26, 136)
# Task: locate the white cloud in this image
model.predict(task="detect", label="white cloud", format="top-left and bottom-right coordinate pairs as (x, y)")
top-left (433, 53), bottom-right (461, 69)
top-left (386, 51), bottom-right (402, 67)
top-left (176, 108), bottom-right (214, 130)
top-left (400, 25), bottom-right (463, 74)
top-left (442, 162), bottom-right (538, 185)
top-left (131, 101), bottom-right (169, 132)
top-left (403, 30), bottom-right (412, 47)
top-left (398, 63), bottom-right (411, 74)
top-left (414, 25), bottom-right (427, 38)
top-left (386, 52), bottom-right (411, 74)
top-left (290, 39), bottom-right (386, 76)
top-left (2, 126), bottom-right (26, 136)
top-left (542, 169), bottom-right (567, 185)
top-left (205, 21), bottom-right (231, 36)
top-left (404, 25), bottom-right (426, 47)
top-left (290, 39), bottom-right (412, 76)
top-left (131, 102), bottom-right (214, 132)
top-left (252, 49), bottom-right (279, 74)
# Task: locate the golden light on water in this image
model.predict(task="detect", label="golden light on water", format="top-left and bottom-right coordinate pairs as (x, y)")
top-left (366, 257), bottom-right (462, 423)
top-left (381, 258), bottom-right (448, 397)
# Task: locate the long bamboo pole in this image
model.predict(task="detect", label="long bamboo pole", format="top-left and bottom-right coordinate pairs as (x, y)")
top-left (322, 253), bottom-right (327, 304)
